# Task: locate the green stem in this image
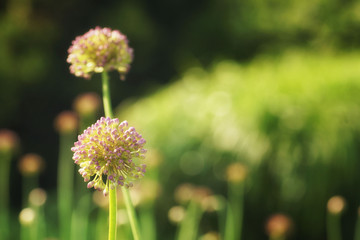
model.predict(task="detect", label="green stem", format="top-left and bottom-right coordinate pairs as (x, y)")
top-left (108, 187), bottom-right (117, 240)
top-left (327, 212), bottom-right (342, 240)
top-left (0, 152), bottom-right (11, 239)
top-left (22, 176), bottom-right (38, 208)
top-left (58, 132), bottom-right (76, 240)
top-left (224, 181), bottom-right (244, 240)
top-left (176, 201), bottom-right (203, 240)
top-left (102, 71), bottom-right (113, 118)
top-left (122, 188), bottom-right (141, 240)
top-left (102, 71), bottom-right (141, 240)
top-left (102, 71), bottom-right (116, 240)
top-left (354, 210), bottom-right (360, 240)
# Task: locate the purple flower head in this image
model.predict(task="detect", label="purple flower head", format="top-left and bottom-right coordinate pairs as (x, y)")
top-left (71, 117), bottom-right (147, 195)
top-left (67, 26), bottom-right (133, 79)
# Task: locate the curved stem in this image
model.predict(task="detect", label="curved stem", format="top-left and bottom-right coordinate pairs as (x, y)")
top-left (122, 188), bottom-right (142, 240)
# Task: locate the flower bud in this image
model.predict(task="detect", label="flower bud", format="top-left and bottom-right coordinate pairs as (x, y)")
top-left (73, 92), bottom-right (101, 116)
top-left (29, 188), bottom-right (47, 207)
top-left (0, 129), bottom-right (19, 153)
top-left (199, 231), bottom-right (220, 240)
top-left (54, 111), bottom-right (78, 134)
top-left (327, 195), bottom-right (346, 215)
top-left (174, 183), bottom-right (195, 204)
top-left (18, 153), bottom-right (45, 177)
top-left (226, 162), bottom-right (247, 183)
top-left (265, 213), bottom-right (292, 238)
top-left (19, 208), bottom-right (36, 226)
top-left (168, 206), bottom-right (185, 224)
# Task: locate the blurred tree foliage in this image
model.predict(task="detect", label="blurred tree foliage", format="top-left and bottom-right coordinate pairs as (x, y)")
top-left (0, 0), bottom-right (360, 118)
top-left (120, 50), bottom-right (360, 240)
top-left (1, 0), bottom-right (360, 138)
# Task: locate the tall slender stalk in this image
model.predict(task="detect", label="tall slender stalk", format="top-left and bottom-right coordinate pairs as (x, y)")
top-left (326, 196), bottom-right (345, 240)
top-left (176, 200), bottom-right (203, 240)
top-left (224, 181), bottom-right (244, 240)
top-left (224, 163), bottom-right (246, 240)
top-left (101, 71), bottom-right (141, 240)
top-left (108, 187), bottom-right (117, 240)
top-left (0, 152), bottom-right (11, 239)
top-left (58, 131), bottom-right (76, 240)
top-left (122, 188), bottom-right (141, 240)
top-left (72, 107), bottom-right (97, 240)
top-left (327, 213), bottom-right (342, 240)
top-left (354, 208), bottom-right (360, 240)
top-left (102, 71), bottom-right (113, 118)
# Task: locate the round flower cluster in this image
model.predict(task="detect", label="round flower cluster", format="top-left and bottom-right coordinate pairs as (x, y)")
top-left (71, 117), bottom-right (146, 195)
top-left (67, 26), bottom-right (133, 79)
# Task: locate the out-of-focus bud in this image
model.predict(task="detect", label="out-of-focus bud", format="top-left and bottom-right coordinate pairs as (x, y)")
top-left (265, 213), bottom-right (293, 239)
top-left (174, 183), bottom-right (195, 204)
top-left (193, 186), bottom-right (212, 207)
top-left (19, 208), bottom-right (36, 226)
top-left (327, 195), bottom-right (346, 215)
top-left (226, 162), bottom-right (247, 183)
top-left (201, 195), bottom-right (224, 212)
top-left (0, 129), bottom-right (19, 153)
top-left (199, 231), bottom-right (221, 240)
top-left (29, 188), bottom-right (47, 207)
top-left (73, 92), bottom-right (101, 116)
top-left (18, 153), bottom-right (45, 177)
top-left (54, 111), bottom-right (78, 134)
top-left (168, 206), bottom-right (185, 224)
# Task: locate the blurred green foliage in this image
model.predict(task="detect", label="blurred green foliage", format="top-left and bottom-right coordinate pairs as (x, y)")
top-left (119, 50), bottom-right (360, 239)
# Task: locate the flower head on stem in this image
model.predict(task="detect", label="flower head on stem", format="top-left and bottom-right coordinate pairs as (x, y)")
top-left (67, 26), bottom-right (133, 80)
top-left (71, 117), bottom-right (147, 196)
